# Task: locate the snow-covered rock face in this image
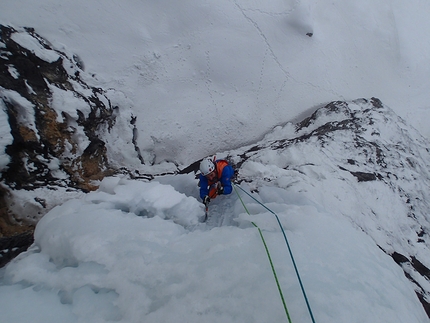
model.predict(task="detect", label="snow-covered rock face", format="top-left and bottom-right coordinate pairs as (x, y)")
top-left (1, 25), bottom-right (430, 318)
top-left (0, 25), bottom-right (140, 234)
top-left (1, 25), bottom-right (116, 191)
top-left (226, 97), bottom-right (430, 316)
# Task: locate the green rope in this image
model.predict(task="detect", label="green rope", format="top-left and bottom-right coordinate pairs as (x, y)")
top-left (233, 184), bottom-right (292, 323)
top-left (234, 183), bottom-right (316, 323)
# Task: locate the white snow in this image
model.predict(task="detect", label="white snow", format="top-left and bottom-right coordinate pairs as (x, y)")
top-left (0, 100), bottom-right (13, 169)
top-left (48, 84), bottom-right (91, 123)
top-left (0, 87), bottom-right (39, 140)
top-left (1, 0), bottom-right (430, 165)
top-left (0, 176), bottom-right (428, 323)
top-left (10, 31), bottom-right (61, 63)
top-left (1, 1), bottom-right (430, 322)
top-left (7, 65), bottom-right (19, 79)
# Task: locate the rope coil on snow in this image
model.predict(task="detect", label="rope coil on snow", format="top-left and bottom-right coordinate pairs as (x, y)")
top-left (233, 183), bottom-right (316, 323)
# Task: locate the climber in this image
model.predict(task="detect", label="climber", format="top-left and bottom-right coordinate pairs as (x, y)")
top-left (199, 156), bottom-right (235, 206)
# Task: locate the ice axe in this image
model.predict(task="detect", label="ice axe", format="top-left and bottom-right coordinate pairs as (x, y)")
top-left (204, 203), bottom-right (209, 222)
top-left (202, 195), bottom-right (211, 222)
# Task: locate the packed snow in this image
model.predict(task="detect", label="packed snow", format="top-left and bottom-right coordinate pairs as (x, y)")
top-left (1, 174), bottom-right (428, 323)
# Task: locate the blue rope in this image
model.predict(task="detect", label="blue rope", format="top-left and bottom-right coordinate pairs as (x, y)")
top-left (233, 183), bottom-right (316, 323)
top-left (233, 184), bottom-right (292, 323)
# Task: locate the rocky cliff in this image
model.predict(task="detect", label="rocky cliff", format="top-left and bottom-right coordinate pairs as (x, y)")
top-left (0, 25), bottom-right (140, 261)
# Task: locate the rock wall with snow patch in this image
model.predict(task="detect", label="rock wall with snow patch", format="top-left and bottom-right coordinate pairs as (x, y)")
top-left (0, 25), bottom-right (143, 243)
top-left (213, 97), bottom-right (430, 317)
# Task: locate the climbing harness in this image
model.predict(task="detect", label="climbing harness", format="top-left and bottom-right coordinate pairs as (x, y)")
top-left (233, 183), bottom-right (316, 323)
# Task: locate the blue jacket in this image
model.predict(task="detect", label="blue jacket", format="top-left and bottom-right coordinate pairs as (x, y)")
top-left (199, 160), bottom-right (234, 200)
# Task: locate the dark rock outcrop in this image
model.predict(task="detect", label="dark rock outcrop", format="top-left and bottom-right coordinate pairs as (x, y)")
top-left (0, 25), bottom-right (121, 239)
top-left (0, 231), bottom-right (34, 268)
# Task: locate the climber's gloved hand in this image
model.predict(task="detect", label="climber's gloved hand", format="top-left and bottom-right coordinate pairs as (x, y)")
top-left (215, 181), bottom-right (223, 195)
top-left (203, 195), bottom-right (211, 206)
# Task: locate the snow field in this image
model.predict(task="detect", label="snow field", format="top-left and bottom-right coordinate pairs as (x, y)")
top-left (1, 175), bottom-right (427, 322)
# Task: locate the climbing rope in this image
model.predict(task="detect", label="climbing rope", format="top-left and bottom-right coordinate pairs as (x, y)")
top-left (233, 183), bottom-right (316, 323)
top-left (233, 184), bottom-right (292, 323)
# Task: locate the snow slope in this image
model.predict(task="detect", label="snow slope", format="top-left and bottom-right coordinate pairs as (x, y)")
top-left (0, 175), bottom-right (428, 323)
top-left (1, 98), bottom-right (430, 322)
top-left (2, 0), bottom-right (430, 321)
top-left (2, 0), bottom-right (430, 164)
